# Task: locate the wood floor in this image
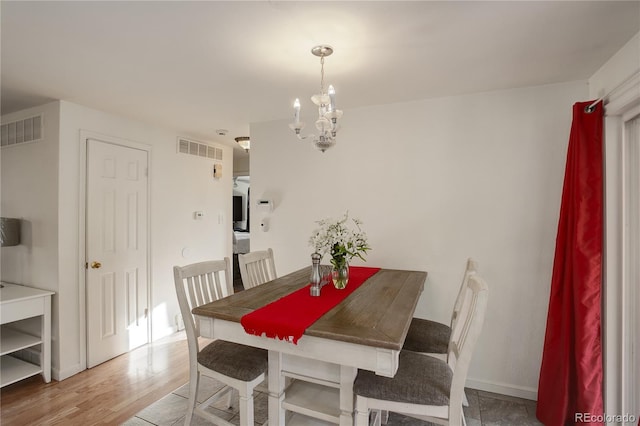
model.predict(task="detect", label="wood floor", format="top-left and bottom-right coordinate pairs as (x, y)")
top-left (0, 332), bottom-right (190, 426)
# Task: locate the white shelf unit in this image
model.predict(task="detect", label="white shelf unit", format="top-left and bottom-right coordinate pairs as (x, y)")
top-left (286, 411), bottom-right (336, 426)
top-left (1, 327), bottom-right (42, 355)
top-left (282, 380), bottom-right (341, 424)
top-left (0, 283), bottom-right (54, 387)
top-left (279, 354), bottom-right (345, 425)
top-left (1, 327), bottom-right (43, 387)
top-left (1, 354), bottom-right (42, 388)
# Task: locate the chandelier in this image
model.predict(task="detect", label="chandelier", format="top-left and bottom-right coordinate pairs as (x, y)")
top-left (289, 45), bottom-right (343, 152)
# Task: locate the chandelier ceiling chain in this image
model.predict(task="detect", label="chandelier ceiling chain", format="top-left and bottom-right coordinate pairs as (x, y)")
top-left (319, 55), bottom-right (325, 94)
top-left (289, 45), bottom-right (343, 153)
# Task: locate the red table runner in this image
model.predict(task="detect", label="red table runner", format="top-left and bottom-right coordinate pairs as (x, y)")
top-left (241, 266), bottom-right (381, 344)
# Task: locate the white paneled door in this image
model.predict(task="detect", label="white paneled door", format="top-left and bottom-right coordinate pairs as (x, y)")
top-left (86, 138), bottom-right (149, 368)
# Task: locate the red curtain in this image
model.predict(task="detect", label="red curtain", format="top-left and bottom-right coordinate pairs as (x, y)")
top-left (537, 100), bottom-right (604, 426)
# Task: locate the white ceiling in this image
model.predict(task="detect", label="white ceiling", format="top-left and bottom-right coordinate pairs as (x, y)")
top-left (2, 1), bottom-right (639, 155)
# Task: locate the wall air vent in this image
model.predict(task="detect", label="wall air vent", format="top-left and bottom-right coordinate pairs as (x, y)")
top-left (177, 137), bottom-right (223, 162)
top-left (1, 114), bottom-right (44, 147)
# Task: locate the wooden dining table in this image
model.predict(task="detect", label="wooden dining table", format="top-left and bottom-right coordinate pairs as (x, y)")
top-left (193, 266), bottom-right (426, 426)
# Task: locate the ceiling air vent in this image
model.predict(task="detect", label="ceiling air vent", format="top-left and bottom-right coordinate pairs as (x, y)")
top-left (1, 114), bottom-right (44, 147)
top-left (177, 137), bottom-right (223, 162)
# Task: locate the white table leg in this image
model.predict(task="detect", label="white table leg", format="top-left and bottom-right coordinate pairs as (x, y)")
top-left (339, 365), bottom-right (357, 426)
top-left (42, 295), bottom-right (52, 383)
top-left (268, 350), bottom-right (285, 426)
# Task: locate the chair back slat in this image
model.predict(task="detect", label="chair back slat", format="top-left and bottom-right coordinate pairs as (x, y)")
top-left (450, 258), bottom-right (478, 329)
top-left (200, 274), bottom-right (210, 303)
top-left (447, 274), bottom-right (488, 424)
top-left (238, 248), bottom-right (277, 289)
top-left (209, 271), bottom-right (220, 300)
top-left (193, 275), bottom-right (206, 307)
top-left (250, 261), bottom-right (268, 285)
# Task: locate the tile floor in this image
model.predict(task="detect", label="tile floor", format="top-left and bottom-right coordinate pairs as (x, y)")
top-left (122, 376), bottom-right (542, 426)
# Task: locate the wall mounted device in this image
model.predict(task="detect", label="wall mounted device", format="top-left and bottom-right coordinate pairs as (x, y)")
top-left (213, 163), bottom-right (222, 179)
top-left (256, 199), bottom-right (273, 212)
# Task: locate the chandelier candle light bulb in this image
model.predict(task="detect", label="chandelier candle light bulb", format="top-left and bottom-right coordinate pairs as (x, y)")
top-left (328, 85), bottom-right (336, 112)
top-left (293, 99), bottom-right (301, 124)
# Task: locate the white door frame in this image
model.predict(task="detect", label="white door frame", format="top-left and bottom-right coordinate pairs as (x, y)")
top-left (621, 110), bottom-right (639, 423)
top-left (77, 130), bottom-right (152, 370)
top-left (603, 71), bottom-right (640, 422)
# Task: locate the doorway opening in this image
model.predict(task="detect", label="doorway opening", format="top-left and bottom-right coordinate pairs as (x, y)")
top-left (232, 176), bottom-right (250, 292)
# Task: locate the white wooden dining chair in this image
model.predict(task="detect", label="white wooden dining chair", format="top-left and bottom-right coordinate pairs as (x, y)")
top-left (403, 258), bottom-right (478, 357)
top-left (238, 248), bottom-right (277, 290)
top-left (403, 258), bottom-right (478, 408)
top-left (174, 258), bottom-right (268, 426)
top-left (353, 274), bottom-right (489, 426)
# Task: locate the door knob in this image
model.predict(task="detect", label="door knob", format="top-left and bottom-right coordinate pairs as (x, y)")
top-left (91, 261), bottom-right (102, 269)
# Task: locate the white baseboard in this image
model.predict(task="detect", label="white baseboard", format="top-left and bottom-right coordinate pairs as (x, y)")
top-left (466, 378), bottom-right (538, 401)
top-left (54, 363), bottom-right (85, 381)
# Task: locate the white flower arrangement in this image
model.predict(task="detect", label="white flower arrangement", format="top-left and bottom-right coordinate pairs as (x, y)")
top-left (309, 211), bottom-right (370, 269)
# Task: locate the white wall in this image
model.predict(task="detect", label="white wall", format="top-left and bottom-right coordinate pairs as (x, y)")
top-left (2, 100), bottom-right (233, 381)
top-left (589, 32), bottom-right (640, 99)
top-left (250, 80), bottom-right (587, 399)
top-left (1, 101), bottom-right (61, 365)
top-left (234, 154), bottom-right (250, 177)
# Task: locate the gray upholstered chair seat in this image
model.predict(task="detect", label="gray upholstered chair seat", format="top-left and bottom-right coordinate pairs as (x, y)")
top-left (198, 340), bottom-right (268, 382)
top-left (354, 350), bottom-right (452, 406)
top-left (403, 318), bottom-right (451, 354)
